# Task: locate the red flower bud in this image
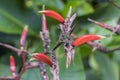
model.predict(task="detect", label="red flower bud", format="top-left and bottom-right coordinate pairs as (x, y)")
top-left (32, 53), bottom-right (53, 66)
top-left (42, 13), bottom-right (47, 32)
top-left (10, 56), bottom-right (16, 73)
top-left (38, 10), bottom-right (64, 23)
top-left (20, 25), bottom-right (28, 48)
top-left (73, 34), bottom-right (105, 47)
top-left (88, 18), bottom-right (110, 28)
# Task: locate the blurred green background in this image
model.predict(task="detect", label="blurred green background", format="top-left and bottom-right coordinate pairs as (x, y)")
top-left (0, 0), bottom-right (120, 80)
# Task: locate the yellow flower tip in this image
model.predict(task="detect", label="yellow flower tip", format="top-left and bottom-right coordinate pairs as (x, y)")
top-left (29, 57), bottom-right (36, 61)
top-left (24, 25), bottom-right (28, 30)
top-left (88, 18), bottom-right (93, 22)
top-left (10, 55), bottom-right (13, 59)
top-left (98, 35), bottom-right (106, 39)
top-left (31, 53), bottom-right (38, 56)
top-left (66, 64), bottom-right (69, 69)
top-left (23, 25), bottom-right (28, 34)
top-left (38, 11), bottom-right (44, 14)
top-left (29, 53), bottom-right (41, 61)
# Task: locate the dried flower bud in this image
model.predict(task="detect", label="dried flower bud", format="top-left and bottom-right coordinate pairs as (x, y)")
top-left (64, 38), bottom-right (74, 68)
top-left (73, 34), bottom-right (105, 47)
top-left (38, 10), bottom-right (64, 23)
top-left (50, 64), bottom-right (59, 80)
top-left (20, 25), bottom-right (28, 49)
top-left (32, 53), bottom-right (53, 66)
top-left (40, 31), bottom-right (50, 53)
top-left (50, 51), bottom-right (59, 80)
top-left (10, 56), bottom-right (16, 73)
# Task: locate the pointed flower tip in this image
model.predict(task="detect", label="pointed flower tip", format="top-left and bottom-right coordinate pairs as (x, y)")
top-left (24, 25), bottom-right (28, 31)
top-left (88, 18), bottom-right (96, 23)
top-left (38, 11), bottom-right (44, 13)
top-left (10, 55), bottom-right (13, 59)
top-left (29, 57), bottom-right (35, 61)
top-left (98, 35), bottom-right (106, 39)
top-left (66, 64), bottom-right (69, 69)
top-left (88, 18), bottom-right (92, 21)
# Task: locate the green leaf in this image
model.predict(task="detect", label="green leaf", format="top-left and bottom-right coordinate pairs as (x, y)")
top-left (58, 47), bottom-right (86, 80)
top-left (113, 51), bottom-right (120, 65)
top-left (86, 69), bottom-right (100, 80)
top-left (89, 53), bottom-right (119, 80)
top-left (77, 4), bottom-right (120, 30)
top-left (30, 0), bottom-right (64, 11)
top-left (0, 63), bottom-right (11, 76)
top-left (0, 0), bottom-right (41, 37)
top-left (62, 0), bottom-right (94, 17)
top-left (21, 68), bottom-right (42, 80)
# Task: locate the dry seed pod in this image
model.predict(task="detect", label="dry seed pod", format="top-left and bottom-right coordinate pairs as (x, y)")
top-left (64, 38), bottom-right (74, 68)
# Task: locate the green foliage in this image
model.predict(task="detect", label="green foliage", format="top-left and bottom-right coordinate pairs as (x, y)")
top-left (89, 53), bottom-right (119, 80)
top-left (0, 0), bottom-right (120, 80)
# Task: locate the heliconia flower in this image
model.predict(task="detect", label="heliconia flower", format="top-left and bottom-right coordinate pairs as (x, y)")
top-left (10, 56), bottom-right (16, 73)
top-left (38, 10), bottom-right (64, 23)
top-left (20, 25), bottom-right (28, 49)
top-left (88, 18), bottom-right (110, 28)
top-left (73, 34), bottom-right (105, 47)
top-left (32, 53), bottom-right (53, 66)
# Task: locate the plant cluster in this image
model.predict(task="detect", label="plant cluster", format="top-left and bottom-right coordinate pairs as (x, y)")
top-left (0, 3), bottom-right (120, 80)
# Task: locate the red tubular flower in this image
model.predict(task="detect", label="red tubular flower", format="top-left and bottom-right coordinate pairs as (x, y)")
top-left (38, 10), bottom-right (64, 23)
top-left (73, 34), bottom-right (105, 47)
top-left (10, 56), bottom-right (16, 73)
top-left (20, 25), bottom-right (28, 48)
top-left (32, 53), bottom-right (53, 66)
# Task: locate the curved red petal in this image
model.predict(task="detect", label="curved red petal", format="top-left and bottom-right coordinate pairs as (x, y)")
top-left (73, 34), bottom-right (102, 47)
top-left (39, 10), bottom-right (64, 23)
top-left (33, 53), bottom-right (53, 66)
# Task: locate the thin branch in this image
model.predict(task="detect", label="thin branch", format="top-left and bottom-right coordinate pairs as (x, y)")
top-left (107, 0), bottom-right (120, 9)
top-left (0, 42), bottom-right (28, 55)
top-left (52, 42), bottom-right (63, 51)
top-left (0, 77), bottom-right (14, 80)
top-left (19, 62), bottom-right (40, 76)
top-left (88, 18), bottom-right (120, 35)
top-left (87, 41), bottom-right (120, 53)
top-left (0, 62), bottom-right (40, 80)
